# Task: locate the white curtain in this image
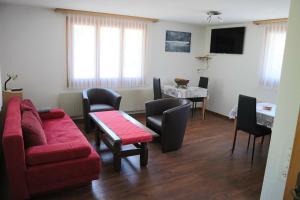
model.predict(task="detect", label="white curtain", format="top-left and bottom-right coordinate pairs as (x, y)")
top-left (260, 22), bottom-right (287, 89)
top-left (67, 14), bottom-right (148, 89)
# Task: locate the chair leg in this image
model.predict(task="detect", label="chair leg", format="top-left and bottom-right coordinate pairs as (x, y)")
top-left (251, 136), bottom-right (256, 167)
top-left (247, 134), bottom-right (251, 150)
top-left (231, 128), bottom-right (238, 154)
top-left (191, 102), bottom-right (194, 117)
top-left (193, 102), bottom-right (196, 115)
top-left (261, 136), bottom-right (265, 145)
top-left (84, 117), bottom-right (91, 133)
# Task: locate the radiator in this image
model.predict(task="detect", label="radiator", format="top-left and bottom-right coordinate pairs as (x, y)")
top-left (58, 91), bottom-right (83, 117)
top-left (58, 88), bottom-right (153, 118)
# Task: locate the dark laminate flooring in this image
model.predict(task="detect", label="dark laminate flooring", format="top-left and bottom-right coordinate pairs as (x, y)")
top-left (1, 111), bottom-right (269, 200)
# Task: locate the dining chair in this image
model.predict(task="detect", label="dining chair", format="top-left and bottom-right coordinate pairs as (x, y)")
top-left (231, 95), bottom-right (272, 166)
top-left (190, 77), bottom-right (209, 116)
top-left (153, 77), bottom-right (162, 100)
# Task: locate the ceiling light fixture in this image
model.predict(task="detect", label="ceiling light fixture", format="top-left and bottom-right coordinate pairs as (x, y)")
top-left (206, 11), bottom-right (223, 23)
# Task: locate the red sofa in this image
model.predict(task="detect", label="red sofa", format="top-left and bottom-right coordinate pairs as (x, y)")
top-left (2, 97), bottom-right (100, 199)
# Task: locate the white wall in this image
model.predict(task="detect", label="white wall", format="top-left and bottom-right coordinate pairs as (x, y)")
top-left (0, 4), bottom-right (280, 118)
top-left (0, 3), bottom-right (204, 114)
top-left (145, 21), bottom-right (204, 87)
top-left (261, 0), bottom-right (300, 199)
top-left (201, 23), bottom-right (278, 116)
top-left (0, 3), bottom-right (67, 109)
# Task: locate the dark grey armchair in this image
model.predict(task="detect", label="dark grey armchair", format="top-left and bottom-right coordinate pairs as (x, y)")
top-left (82, 88), bottom-right (122, 133)
top-left (145, 98), bottom-right (191, 153)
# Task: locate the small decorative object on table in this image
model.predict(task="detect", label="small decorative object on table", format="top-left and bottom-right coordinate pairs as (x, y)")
top-left (2, 73), bottom-right (23, 112)
top-left (4, 73), bottom-right (22, 91)
top-left (263, 106), bottom-right (272, 111)
top-left (174, 78), bottom-right (189, 88)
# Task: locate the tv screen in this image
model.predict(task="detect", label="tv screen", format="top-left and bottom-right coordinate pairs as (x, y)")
top-left (210, 27), bottom-right (245, 54)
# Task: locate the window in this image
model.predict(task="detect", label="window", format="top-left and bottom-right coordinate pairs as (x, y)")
top-left (73, 25), bottom-right (96, 79)
top-left (67, 15), bottom-right (147, 88)
top-left (260, 23), bottom-right (287, 89)
top-left (99, 27), bottom-right (121, 79)
top-left (123, 28), bottom-right (144, 78)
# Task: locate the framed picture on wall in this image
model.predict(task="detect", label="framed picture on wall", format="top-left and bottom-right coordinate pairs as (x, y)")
top-left (165, 30), bottom-right (191, 53)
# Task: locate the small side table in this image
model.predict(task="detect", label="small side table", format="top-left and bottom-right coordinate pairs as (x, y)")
top-left (2, 90), bottom-right (23, 111)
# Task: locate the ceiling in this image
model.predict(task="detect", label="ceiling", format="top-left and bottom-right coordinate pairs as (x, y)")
top-left (0, 0), bottom-right (291, 25)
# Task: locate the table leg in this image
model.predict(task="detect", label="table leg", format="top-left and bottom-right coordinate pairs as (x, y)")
top-left (140, 142), bottom-right (148, 166)
top-left (95, 127), bottom-right (100, 147)
top-left (113, 142), bottom-right (121, 171)
top-left (202, 97), bottom-right (207, 120)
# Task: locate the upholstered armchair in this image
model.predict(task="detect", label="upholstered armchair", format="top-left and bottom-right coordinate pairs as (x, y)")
top-left (82, 88), bottom-right (122, 133)
top-left (145, 98), bottom-right (191, 153)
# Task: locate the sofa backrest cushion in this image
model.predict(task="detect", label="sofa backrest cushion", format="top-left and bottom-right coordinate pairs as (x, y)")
top-left (21, 111), bottom-right (47, 148)
top-left (21, 99), bottom-right (42, 124)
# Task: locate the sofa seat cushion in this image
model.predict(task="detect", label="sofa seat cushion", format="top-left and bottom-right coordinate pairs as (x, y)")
top-left (147, 115), bottom-right (162, 132)
top-left (90, 104), bottom-right (114, 112)
top-left (26, 142), bottom-right (91, 166)
top-left (42, 113), bottom-right (87, 144)
top-left (22, 111), bottom-right (47, 148)
top-left (26, 150), bottom-right (100, 195)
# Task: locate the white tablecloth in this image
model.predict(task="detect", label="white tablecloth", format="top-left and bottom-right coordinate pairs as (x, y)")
top-left (163, 85), bottom-right (208, 98)
top-left (229, 102), bottom-right (276, 128)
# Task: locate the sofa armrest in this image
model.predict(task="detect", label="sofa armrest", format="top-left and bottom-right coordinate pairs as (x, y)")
top-left (26, 142), bottom-right (91, 166)
top-left (39, 108), bottom-right (65, 120)
top-left (2, 97), bottom-right (30, 199)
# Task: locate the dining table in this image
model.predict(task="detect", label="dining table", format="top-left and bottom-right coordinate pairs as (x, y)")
top-left (163, 85), bottom-right (208, 120)
top-left (229, 102), bottom-right (276, 128)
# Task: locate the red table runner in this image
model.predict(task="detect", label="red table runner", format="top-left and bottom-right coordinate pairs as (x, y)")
top-left (94, 111), bottom-right (153, 145)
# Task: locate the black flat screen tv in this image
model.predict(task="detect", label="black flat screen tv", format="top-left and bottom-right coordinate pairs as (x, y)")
top-left (210, 27), bottom-right (245, 54)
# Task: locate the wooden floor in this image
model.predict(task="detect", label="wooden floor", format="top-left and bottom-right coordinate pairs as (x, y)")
top-left (1, 111), bottom-right (270, 200)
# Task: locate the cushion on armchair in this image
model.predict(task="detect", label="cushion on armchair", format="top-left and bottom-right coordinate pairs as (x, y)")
top-left (25, 142), bottom-right (91, 166)
top-left (90, 104), bottom-right (114, 112)
top-left (39, 108), bottom-right (65, 120)
top-left (147, 115), bottom-right (162, 132)
top-left (21, 111), bottom-right (47, 148)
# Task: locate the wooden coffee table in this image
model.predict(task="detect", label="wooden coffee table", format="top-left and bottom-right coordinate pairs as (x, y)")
top-left (89, 111), bottom-right (158, 171)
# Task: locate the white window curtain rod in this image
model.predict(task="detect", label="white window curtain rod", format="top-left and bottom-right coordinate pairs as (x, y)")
top-left (55, 8), bottom-right (159, 23)
top-left (253, 18), bottom-right (288, 25)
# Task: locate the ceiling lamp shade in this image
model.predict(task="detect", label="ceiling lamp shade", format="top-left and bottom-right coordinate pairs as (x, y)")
top-left (206, 11), bottom-right (223, 23)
